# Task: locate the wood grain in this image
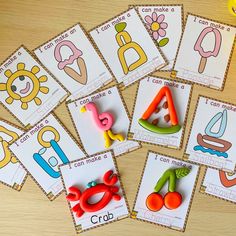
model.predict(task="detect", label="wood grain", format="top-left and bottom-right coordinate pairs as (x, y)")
top-left (0, 0), bottom-right (235, 235)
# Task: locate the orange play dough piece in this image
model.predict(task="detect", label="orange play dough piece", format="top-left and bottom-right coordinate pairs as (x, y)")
top-left (146, 192), bottom-right (164, 211)
top-left (164, 191), bottom-right (182, 210)
top-left (141, 86), bottom-right (178, 126)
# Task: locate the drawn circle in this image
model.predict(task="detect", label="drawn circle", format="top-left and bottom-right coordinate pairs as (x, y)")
top-left (38, 126), bottom-right (60, 148)
top-left (6, 70), bottom-right (40, 101)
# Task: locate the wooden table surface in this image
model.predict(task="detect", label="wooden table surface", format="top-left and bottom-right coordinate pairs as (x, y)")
top-left (0, 0), bottom-right (235, 235)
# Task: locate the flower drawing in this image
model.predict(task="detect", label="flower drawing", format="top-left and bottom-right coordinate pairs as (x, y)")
top-left (144, 12), bottom-right (169, 47)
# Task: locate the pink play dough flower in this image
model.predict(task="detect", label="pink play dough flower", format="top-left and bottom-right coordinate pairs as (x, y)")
top-left (144, 12), bottom-right (168, 40)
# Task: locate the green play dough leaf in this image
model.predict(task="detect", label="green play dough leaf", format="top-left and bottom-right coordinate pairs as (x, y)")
top-left (158, 38), bottom-right (169, 47)
top-left (115, 22), bottom-right (127, 32)
top-left (175, 167), bottom-right (190, 179)
top-left (153, 167), bottom-right (191, 193)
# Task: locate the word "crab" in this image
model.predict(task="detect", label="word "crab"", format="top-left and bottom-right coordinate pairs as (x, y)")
top-left (66, 170), bottom-right (121, 218)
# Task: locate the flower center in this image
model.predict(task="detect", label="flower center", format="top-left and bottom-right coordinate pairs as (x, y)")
top-left (151, 22), bottom-right (160, 31)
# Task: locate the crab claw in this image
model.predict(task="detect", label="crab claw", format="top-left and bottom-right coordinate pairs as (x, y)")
top-left (72, 203), bottom-right (84, 218)
top-left (110, 186), bottom-right (121, 201)
top-left (103, 170), bottom-right (118, 186)
top-left (110, 186), bottom-right (119, 193)
top-left (66, 186), bottom-right (81, 201)
top-left (113, 194), bottom-right (121, 201)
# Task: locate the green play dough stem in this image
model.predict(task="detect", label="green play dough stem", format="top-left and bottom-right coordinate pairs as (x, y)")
top-left (154, 167), bottom-right (190, 193)
top-left (138, 119), bottom-right (181, 134)
top-left (154, 169), bottom-right (176, 193)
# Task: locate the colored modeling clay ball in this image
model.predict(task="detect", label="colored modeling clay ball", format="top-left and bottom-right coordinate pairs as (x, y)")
top-left (164, 191), bottom-right (182, 210)
top-left (146, 192), bottom-right (164, 211)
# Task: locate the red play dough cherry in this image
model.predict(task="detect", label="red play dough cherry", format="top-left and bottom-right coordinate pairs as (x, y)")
top-left (146, 192), bottom-right (164, 211)
top-left (164, 191), bottom-right (182, 210)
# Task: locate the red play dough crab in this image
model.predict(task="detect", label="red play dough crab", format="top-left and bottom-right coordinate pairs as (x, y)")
top-left (66, 170), bottom-right (121, 218)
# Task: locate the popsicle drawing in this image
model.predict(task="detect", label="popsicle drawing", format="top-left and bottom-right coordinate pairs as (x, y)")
top-left (194, 27), bottom-right (222, 74)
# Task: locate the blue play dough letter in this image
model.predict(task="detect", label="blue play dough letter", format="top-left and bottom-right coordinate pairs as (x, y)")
top-left (205, 109), bottom-right (227, 138)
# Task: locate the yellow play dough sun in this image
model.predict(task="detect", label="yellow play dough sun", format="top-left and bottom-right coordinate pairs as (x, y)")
top-left (0, 63), bottom-right (49, 110)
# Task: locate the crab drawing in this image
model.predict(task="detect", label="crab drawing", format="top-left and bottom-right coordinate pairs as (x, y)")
top-left (66, 170), bottom-right (121, 218)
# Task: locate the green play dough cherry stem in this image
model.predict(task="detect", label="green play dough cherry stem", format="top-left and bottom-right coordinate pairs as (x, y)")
top-left (138, 119), bottom-right (181, 134)
top-left (154, 167), bottom-right (190, 193)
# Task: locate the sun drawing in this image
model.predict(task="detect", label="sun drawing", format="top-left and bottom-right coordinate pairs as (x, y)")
top-left (0, 63), bottom-right (49, 110)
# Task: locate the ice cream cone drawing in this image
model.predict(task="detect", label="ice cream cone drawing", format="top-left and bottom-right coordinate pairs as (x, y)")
top-left (0, 63), bottom-right (49, 110)
top-left (194, 27), bottom-right (222, 74)
top-left (54, 40), bottom-right (87, 85)
top-left (194, 109), bottom-right (232, 158)
top-left (115, 22), bottom-right (147, 75)
top-left (0, 126), bottom-right (19, 168)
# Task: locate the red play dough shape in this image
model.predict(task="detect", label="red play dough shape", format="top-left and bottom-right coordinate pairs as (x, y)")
top-left (164, 191), bottom-right (182, 210)
top-left (146, 192), bottom-right (164, 211)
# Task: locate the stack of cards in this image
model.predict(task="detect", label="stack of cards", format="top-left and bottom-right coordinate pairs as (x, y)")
top-left (0, 4), bottom-right (235, 234)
